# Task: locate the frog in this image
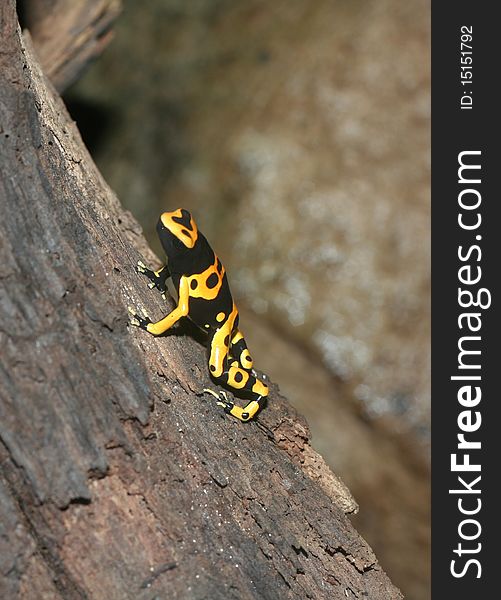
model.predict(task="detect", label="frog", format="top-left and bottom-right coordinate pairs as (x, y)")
top-left (129, 208), bottom-right (268, 421)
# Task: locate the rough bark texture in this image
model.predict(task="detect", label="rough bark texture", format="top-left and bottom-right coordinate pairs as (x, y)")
top-left (0, 3), bottom-right (402, 598)
top-left (20, 0), bottom-right (121, 91)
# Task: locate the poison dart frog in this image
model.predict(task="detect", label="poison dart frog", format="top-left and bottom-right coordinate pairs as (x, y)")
top-left (129, 208), bottom-right (268, 421)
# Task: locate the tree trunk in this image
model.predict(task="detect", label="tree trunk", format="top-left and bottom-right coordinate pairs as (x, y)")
top-left (0, 2), bottom-right (402, 598)
top-left (20, 0), bottom-right (122, 92)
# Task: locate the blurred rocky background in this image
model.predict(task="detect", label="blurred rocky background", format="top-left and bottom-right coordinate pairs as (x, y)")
top-left (64, 1), bottom-right (430, 598)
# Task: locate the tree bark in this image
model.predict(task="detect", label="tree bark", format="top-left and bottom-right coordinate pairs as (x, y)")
top-left (20, 0), bottom-right (122, 92)
top-left (0, 2), bottom-right (402, 598)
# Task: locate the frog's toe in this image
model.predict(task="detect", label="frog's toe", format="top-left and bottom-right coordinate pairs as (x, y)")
top-left (203, 388), bottom-right (234, 414)
top-left (128, 307), bottom-right (152, 331)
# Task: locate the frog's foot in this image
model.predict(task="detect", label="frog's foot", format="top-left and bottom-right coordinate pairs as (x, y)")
top-left (136, 261), bottom-right (167, 294)
top-left (203, 388), bottom-right (234, 413)
top-left (128, 306), bottom-right (152, 331)
top-left (203, 389), bottom-right (260, 422)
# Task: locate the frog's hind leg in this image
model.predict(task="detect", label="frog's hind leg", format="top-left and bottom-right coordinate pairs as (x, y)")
top-left (207, 352), bottom-right (268, 422)
top-left (206, 319), bottom-right (268, 421)
top-left (216, 363), bottom-right (268, 421)
top-left (228, 329), bottom-right (254, 371)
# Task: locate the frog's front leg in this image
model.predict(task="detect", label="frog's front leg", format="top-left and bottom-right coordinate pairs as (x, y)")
top-left (129, 276), bottom-right (189, 335)
top-left (137, 261), bottom-right (170, 295)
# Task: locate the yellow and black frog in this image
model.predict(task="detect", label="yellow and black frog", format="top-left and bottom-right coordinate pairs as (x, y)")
top-left (129, 208), bottom-right (268, 421)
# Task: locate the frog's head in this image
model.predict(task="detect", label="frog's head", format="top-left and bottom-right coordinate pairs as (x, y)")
top-left (157, 208), bottom-right (199, 256)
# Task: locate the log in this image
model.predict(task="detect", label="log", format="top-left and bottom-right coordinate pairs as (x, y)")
top-left (20, 0), bottom-right (122, 92)
top-left (0, 3), bottom-right (402, 598)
